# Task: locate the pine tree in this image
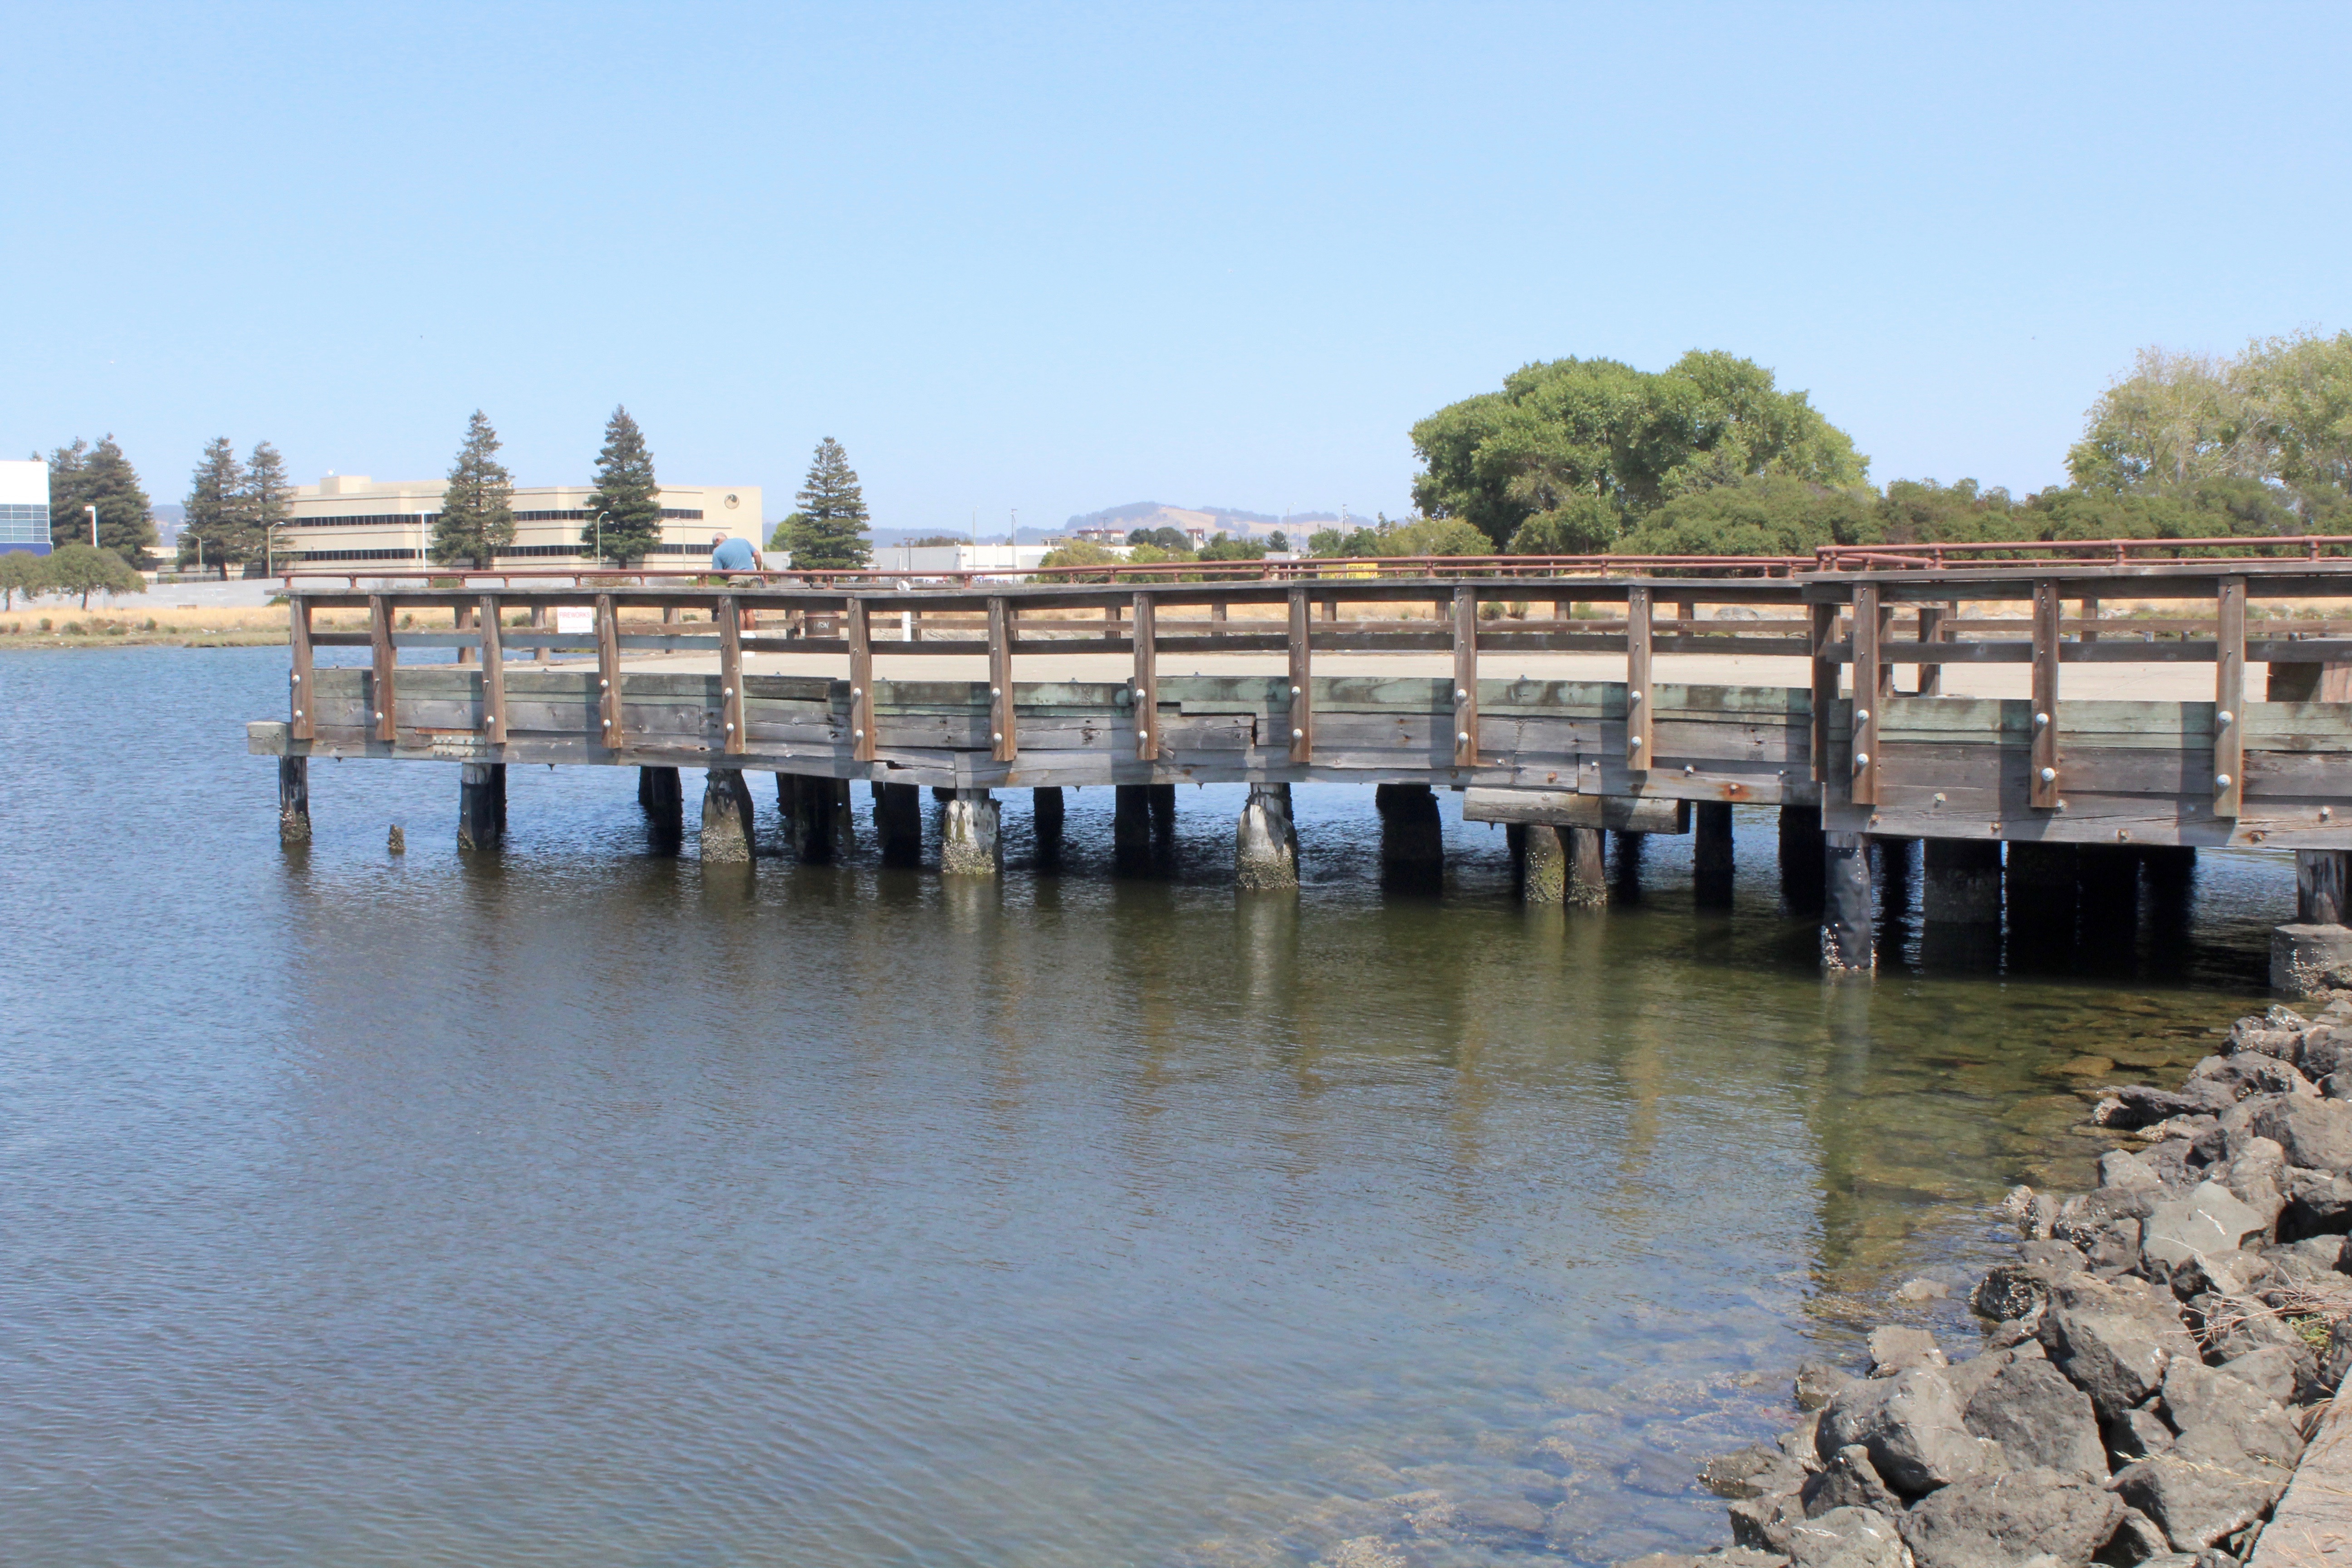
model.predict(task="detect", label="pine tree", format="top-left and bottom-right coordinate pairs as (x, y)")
top-left (183, 437), bottom-right (246, 569)
top-left (81, 436), bottom-right (157, 565)
top-left (581, 406), bottom-right (662, 565)
top-left (45, 439), bottom-right (90, 550)
top-left (435, 412), bottom-right (516, 568)
top-left (789, 437), bottom-right (872, 569)
top-left (243, 441), bottom-right (293, 571)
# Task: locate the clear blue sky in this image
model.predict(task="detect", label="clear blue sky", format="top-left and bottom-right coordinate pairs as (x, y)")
top-left (5, 2), bottom-right (2347, 534)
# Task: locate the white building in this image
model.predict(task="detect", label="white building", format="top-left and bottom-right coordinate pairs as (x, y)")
top-left (280, 475), bottom-right (763, 568)
top-left (867, 541), bottom-right (1058, 574)
top-left (0, 459), bottom-right (50, 555)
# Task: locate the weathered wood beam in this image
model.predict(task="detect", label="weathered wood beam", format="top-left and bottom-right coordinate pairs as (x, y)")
top-left (2029, 578), bottom-right (2062, 810)
top-left (1132, 593), bottom-right (1159, 763)
top-left (369, 593), bottom-right (397, 743)
top-left (1287, 588), bottom-right (1313, 764)
top-left (988, 597), bottom-right (1017, 763)
top-left (1852, 582), bottom-right (1882, 806)
top-left (2216, 574), bottom-right (2245, 818)
top-left (1452, 585), bottom-right (1480, 767)
top-left (1916, 604), bottom-right (1945, 696)
top-left (717, 593), bottom-right (746, 755)
top-left (1626, 583), bottom-right (1653, 771)
top-left (1809, 603), bottom-right (1838, 782)
top-left (289, 598), bottom-right (315, 741)
top-left (478, 593), bottom-right (507, 744)
top-left (596, 593), bottom-right (622, 751)
top-left (848, 599), bottom-right (876, 763)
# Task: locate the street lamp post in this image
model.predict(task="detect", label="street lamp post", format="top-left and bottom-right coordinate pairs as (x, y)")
top-left (85, 504), bottom-right (98, 547)
top-left (594, 511), bottom-right (612, 568)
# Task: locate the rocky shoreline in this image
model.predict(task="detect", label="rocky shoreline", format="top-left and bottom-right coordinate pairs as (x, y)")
top-left (1666, 997), bottom-right (2352, 1568)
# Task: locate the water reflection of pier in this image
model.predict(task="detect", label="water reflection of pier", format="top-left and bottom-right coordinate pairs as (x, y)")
top-left (251, 541), bottom-right (2352, 985)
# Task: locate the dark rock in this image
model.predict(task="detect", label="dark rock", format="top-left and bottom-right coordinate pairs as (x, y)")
top-left (2243, 1097), bottom-right (2352, 1171)
top-left (1800, 1445), bottom-right (1901, 1519)
top-left (1796, 1362), bottom-right (1857, 1412)
top-left (2037, 1274), bottom-right (2200, 1421)
top-left (2097, 1508), bottom-right (2173, 1567)
top-left (1898, 1467), bottom-right (2125, 1568)
top-left (1786, 1506), bottom-right (1906, 1568)
top-left (1815, 1366), bottom-right (2001, 1495)
top-left (1619, 1554), bottom-right (1791, 1568)
top-left (2228, 1015), bottom-right (2305, 1061)
top-left (2142, 1140), bottom-right (2198, 1187)
top-left (1731, 1490), bottom-right (1808, 1553)
top-left (1947, 1341), bottom-right (2043, 1407)
top-left (2085, 1219), bottom-right (2144, 1275)
top-left (2217, 1344), bottom-right (2314, 1407)
top-left (1962, 1354), bottom-right (2107, 1481)
top-left (2189, 1291), bottom-right (2314, 1367)
top-left (2107, 1407), bottom-right (2176, 1463)
top-left (1779, 1411), bottom-right (1825, 1465)
top-left (2188, 1054), bottom-right (2318, 1103)
top-left (2302, 1024), bottom-right (2352, 1080)
top-left (2323, 1070), bottom-right (2352, 1100)
top-left (2141, 1183), bottom-right (2268, 1274)
top-left (2100, 1085), bottom-right (2231, 1130)
top-left (2161, 1360), bottom-right (2304, 1469)
top-left (1867, 1326), bottom-right (1945, 1374)
top-left (2112, 1452), bottom-right (2289, 1551)
top-left (1973, 1243), bottom-right (2089, 1324)
top-left (1703, 1445), bottom-right (1806, 1499)
top-left (2149, 1248), bottom-right (2267, 1304)
top-left (2102, 1150), bottom-right (2165, 1190)
top-left (2278, 1170), bottom-right (2352, 1239)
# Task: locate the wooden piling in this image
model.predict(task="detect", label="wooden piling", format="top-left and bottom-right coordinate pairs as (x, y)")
top-left (1566, 826), bottom-right (1607, 907)
top-left (2298, 850), bottom-right (2352, 926)
top-left (638, 765), bottom-right (682, 817)
top-left (1693, 801), bottom-right (1734, 907)
top-left (1146, 783), bottom-right (1176, 836)
top-left (1779, 805), bottom-right (1825, 913)
top-left (1822, 830), bottom-right (1874, 971)
top-left (1034, 785), bottom-right (1065, 838)
top-left (1376, 783), bottom-right (1443, 881)
top-left (1236, 783), bottom-right (1298, 890)
top-left (941, 789), bottom-right (1000, 876)
top-left (1513, 821), bottom-right (1567, 904)
top-left (1114, 784), bottom-right (1155, 858)
top-left (875, 781), bottom-right (922, 866)
top-left (701, 767), bottom-right (756, 863)
top-left (278, 756), bottom-right (310, 845)
top-left (459, 760), bottom-right (503, 851)
top-left (776, 772), bottom-right (835, 863)
top-left (2005, 841), bottom-right (2078, 946)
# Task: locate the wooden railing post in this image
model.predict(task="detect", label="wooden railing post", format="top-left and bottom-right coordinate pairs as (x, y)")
top-left (1625, 584), bottom-right (1653, 771)
top-left (1852, 581), bottom-right (1882, 806)
top-left (455, 601), bottom-right (475, 666)
top-left (1916, 604), bottom-right (1945, 696)
top-left (1132, 593), bottom-right (1159, 762)
top-left (1452, 585), bottom-right (1480, 766)
top-left (2030, 577), bottom-right (2062, 809)
top-left (2215, 574), bottom-right (2246, 819)
top-left (478, 593), bottom-right (506, 744)
top-left (289, 598), bottom-right (315, 741)
top-left (369, 593), bottom-right (396, 743)
top-left (716, 593), bottom-right (746, 755)
top-left (1287, 588), bottom-right (1314, 764)
top-left (596, 593), bottom-right (621, 751)
top-left (1809, 601), bottom-right (1838, 782)
top-left (988, 596), bottom-right (1017, 763)
top-left (847, 598), bottom-right (876, 763)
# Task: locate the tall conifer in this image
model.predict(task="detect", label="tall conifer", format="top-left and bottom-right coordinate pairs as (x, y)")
top-left (243, 441), bottom-right (293, 570)
top-left (435, 412), bottom-right (516, 568)
top-left (581, 406), bottom-right (661, 565)
top-left (184, 437), bottom-right (246, 568)
top-left (45, 438), bottom-right (91, 549)
top-left (789, 437), bottom-right (872, 569)
top-left (81, 436), bottom-right (157, 564)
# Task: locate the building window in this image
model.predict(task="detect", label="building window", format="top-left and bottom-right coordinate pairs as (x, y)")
top-left (0, 502), bottom-right (52, 544)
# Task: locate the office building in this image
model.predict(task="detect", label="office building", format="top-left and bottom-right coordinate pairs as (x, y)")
top-left (280, 475), bottom-right (763, 566)
top-left (0, 459), bottom-right (50, 555)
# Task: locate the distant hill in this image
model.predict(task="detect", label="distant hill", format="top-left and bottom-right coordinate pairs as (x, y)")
top-left (1064, 501), bottom-right (1349, 539)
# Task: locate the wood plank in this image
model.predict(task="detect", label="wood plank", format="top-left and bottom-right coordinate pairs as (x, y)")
top-left (1852, 581), bottom-right (1881, 805)
top-left (1460, 789), bottom-right (1688, 832)
top-left (1916, 604), bottom-right (1945, 696)
top-left (1453, 585), bottom-right (1480, 766)
top-left (369, 593), bottom-right (397, 743)
top-left (2030, 577), bottom-right (2061, 808)
top-left (1626, 583), bottom-right (1653, 770)
top-left (1287, 588), bottom-right (1313, 764)
top-left (596, 593), bottom-right (622, 751)
top-left (478, 593), bottom-right (507, 744)
top-left (2216, 574), bottom-right (2245, 818)
top-left (1132, 592), bottom-right (1160, 761)
top-left (988, 596), bottom-right (1017, 763)
top-left (848, 599), bottom-right (876, 763)
top-left (716, 593), bottom-right (746, 755)
top-left (289, 598), bottom-right (315, 742)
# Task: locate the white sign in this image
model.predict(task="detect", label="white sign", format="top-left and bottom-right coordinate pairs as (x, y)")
top-left (555, 607), bottom-right (593, 634)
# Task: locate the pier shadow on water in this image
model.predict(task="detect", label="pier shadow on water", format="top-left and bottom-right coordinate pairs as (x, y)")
top-left (0, 645), bottom-right (2290, 1568)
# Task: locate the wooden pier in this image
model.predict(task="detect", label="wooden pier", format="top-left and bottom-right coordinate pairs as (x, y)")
top-left (247, 545), bottom-right (2352, 984)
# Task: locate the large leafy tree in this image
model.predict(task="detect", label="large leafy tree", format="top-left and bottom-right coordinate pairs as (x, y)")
top-left (788, 437), bottom-right (872, 569)
top-left (1411, 352), bottom-right (1867, 551)
top-left (243, 440), bottom-right (293, 569)
top-left (435, 411), bottom-right (516, 567)
top-left (1617, 475), bottom-right (1881, 557)
top-left (183, 437), bottom-right (246, 568)
top-left (44, 542), bottom-right (147, 608)
top-left (80, 436), bottom-right (157, 564)
top-left (581, 406), bottom-right (662, 565)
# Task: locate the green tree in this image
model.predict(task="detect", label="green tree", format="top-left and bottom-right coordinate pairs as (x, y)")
top-left (45, 438), bottom-right (91, 550)
top-left (1411, 351), bottom-right (1867, 549)
top-left (78, 436), bottom-right (157, 564)
top-left (243, 440), bottom-right (293, 570)
top-left (182, 437), bottom-right (245, 569)
top-left (1035, 538), bottom-right (1122, 580)
top-left (2243, 330), bottom-right (2352, 506)
top-left (1267, 530), bottom-right (1290, 552)
top-left (769, 513), bottom-right (807, 552)
top-left (788, 437), bottom-right (872, 569)
top-left (44, 542), bottom-right (147, 608)
top-left (1617, 474), bottom-right (1881, 557)
top-left (1197, 535), bottom-right (1267, 561)
top-left (2067, 347), bottom-right (2261, 493)
top-left (0, 550), bottom-right (46, 609)
top-left (435, 411), bottom-right (516, 567)
top-left (580, 406), bottom-right (662, 565)
top-left (1128, 525), bottom-right (1192, 550)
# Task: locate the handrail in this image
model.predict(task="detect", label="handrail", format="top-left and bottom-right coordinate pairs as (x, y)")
top-left (1814, 534), bottom-right (2352, 570)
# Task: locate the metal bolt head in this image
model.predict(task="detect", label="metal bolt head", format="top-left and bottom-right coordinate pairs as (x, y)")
top-left (2216, 773), bottom-right (2233, 788)
top-left (2041, 766), bottom-right (2058, 782)
top-left (1291, 727), bottom-right (1304, 739)
top-left (2217, 710), bottom-right (2234, 726)
top-left (1456, 731), bottom-right (1470, 744)
top-left (1137, 730), bottom-right (1148, 742)
top-left (1628, 735), bottom-right (1643, 749)
top-left (1854, 752), bottom-right (1870, 767)
top-left (1289, 685), bottom-right (1300, 696)
top-left (2034, 711), bottom-right (2049, 726)
top-left (992, 731), bottom-right (1003, 743)
top-left (1855, 708), bottom-right (1870, 723)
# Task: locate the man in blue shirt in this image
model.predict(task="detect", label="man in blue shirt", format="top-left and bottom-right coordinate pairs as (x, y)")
top-left (710, 533), bottom-right (759, 573)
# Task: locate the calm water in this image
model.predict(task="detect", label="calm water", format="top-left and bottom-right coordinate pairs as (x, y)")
top-left (0, 647), bottom-right (2289, 1567)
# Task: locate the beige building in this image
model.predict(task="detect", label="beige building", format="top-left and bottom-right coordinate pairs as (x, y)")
top-left (279, 475), bottom-right (763, 567)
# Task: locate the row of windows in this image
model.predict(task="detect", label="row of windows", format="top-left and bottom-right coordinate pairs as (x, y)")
top-left (287, 541), bottom-right (714, 563)
top-left (0, 504), bottom-right (47, 544)
top-left (287, 507), bottom-right (707, 528)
